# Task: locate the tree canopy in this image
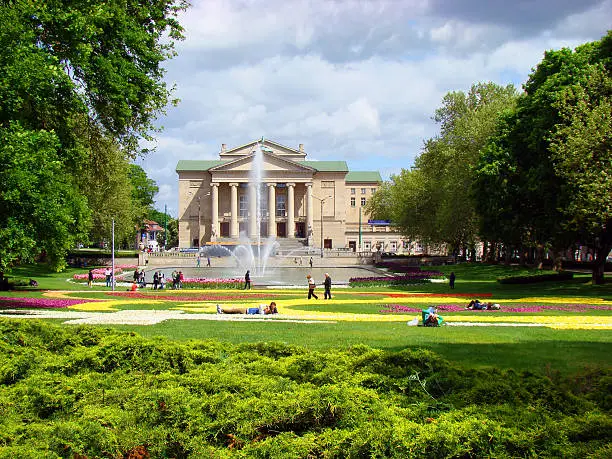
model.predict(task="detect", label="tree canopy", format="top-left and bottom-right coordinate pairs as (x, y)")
top-left (0, 0), bottom-right (188, 270)
top-left (367, 82), bottom-right (518, 257)
top-left (474, 31), bottom-right (611, 282)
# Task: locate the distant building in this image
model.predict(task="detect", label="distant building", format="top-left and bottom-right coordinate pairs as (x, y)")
top-left (176, 139), bottom-right (406, 252)
top-left (137, 220), bottom-right (164, 251)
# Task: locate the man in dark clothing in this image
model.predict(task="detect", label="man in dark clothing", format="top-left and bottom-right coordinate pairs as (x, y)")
top-left (244, 270), bottom-right (251, 289)
top-left (323, 273), bottom-right (332, 299)
top-left (449, 272), bottom-right (456, 289)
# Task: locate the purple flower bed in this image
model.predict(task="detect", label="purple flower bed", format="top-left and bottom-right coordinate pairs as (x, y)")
top-left (0, 296), bottom-right (99, 309)
top-left (379, 303), bottom-right (612, 314)
top-left (181, 278), bottom-right (243, 289)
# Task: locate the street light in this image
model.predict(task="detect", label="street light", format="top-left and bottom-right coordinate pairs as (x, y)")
top-left (313, 195), bottom-right (332, 258)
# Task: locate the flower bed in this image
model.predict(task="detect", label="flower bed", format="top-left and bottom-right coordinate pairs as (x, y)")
top-left (0, 296), bottom-right (99, 309)
top-left (181, 278), bottom-right (243, 289)
top-left (379, 303), bottom-right (612, 314)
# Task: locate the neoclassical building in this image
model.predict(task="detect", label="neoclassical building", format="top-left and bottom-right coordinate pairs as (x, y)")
top-left (176, 139), bottom-right (405, 252)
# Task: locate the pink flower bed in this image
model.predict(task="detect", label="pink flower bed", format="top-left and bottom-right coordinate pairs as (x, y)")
top-left (379, 303), bottom-right (612, 314)
top-left (0, 296), bottom-right (99, 309)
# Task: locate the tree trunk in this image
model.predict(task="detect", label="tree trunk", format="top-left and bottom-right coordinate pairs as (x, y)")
top-left (592, 243), bottom-right (611, 285)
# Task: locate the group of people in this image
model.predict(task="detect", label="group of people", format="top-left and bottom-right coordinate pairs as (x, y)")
top-left (466, 299), bottom-right (501, 310)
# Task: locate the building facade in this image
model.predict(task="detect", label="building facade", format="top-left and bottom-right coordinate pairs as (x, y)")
top-left (176, 139), bottom-right (405, 252)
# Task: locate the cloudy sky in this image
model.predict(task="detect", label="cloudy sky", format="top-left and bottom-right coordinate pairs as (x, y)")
top-left (136, 0), bottom-right (612, 216)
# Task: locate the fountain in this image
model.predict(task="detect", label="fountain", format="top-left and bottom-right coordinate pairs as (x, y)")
top-left (199, 138), bottom-right (279, 279)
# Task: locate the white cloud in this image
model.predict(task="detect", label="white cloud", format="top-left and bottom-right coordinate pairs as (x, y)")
top-left (143, 0), bottom-right (611, 215)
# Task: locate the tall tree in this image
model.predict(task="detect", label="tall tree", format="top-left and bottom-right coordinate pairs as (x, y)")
top-left (368, 82), bottom-right (517, 257)
top-left (0, 0), bottom-right (188, 270)
top-left (475, 32), bottom-right (611, 282)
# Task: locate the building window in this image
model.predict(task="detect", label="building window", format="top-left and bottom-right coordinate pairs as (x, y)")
top-left (276, 194), bottom-right (286, 217)
top-left (350, 188), bottom-right (355, 195)
top-left (371, 188), bottom-right (376, 194)
top-left (364, 241), bottom-right (371, 251)
top-left (390, 241), bottom-right (397, 251)
top-left (239, 195), bottom-right (248, 218)
top-left (361, 188), bottom-right (366, 194)
top-left (350, 197), bottom-right (355, 207)
top-left (361, 197), bottom-right (366, 206)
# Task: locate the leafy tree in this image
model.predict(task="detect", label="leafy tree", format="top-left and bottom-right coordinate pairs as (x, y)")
top-left (129, 164), bottom-right (160, 230)
top-left (0, 0), bottom-right (188, 270)
top-left (0, 123), bottom-right (89, 271)
top-left (549, 62), bottom-right (611, 283)
top-left (475, 32), bottom-right (611, 282)
top-left (369, 82), bottom-right (517, 257)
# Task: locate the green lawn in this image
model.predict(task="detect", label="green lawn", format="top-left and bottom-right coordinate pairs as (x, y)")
top-left (2, 263), bottom-right (611, 376)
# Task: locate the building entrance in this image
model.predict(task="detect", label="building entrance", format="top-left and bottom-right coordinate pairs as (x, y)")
top-left (348, 241), bottom-right (356, 252)
top-left (295, 222), bottom-right (305, 238)
top-left (276, 222), bottom-right (286, 238)
top-left (220, 222), bottom-right (230, 238)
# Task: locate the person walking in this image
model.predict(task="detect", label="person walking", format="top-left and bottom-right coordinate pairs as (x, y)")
top-left (309, 257), bottom-right (313, 268)
top-left (196, 255), bottom-right (201, 267)
top-left (306, 275), bottom-right (318, 299)
top-left (153, 270), bottom-right (159, 290)
top-left (244, 270), bottom-right (251, 290)
top-left (207, 256), bottom-right (211, 267)
top-left (87, 269), bottom-right (94, 288)
top-left (449, 271), bottom-right (456, 289)
top-left (105, 267), bottom-right (112, 287)
top-left (323, 273), bottom-right (332, 299)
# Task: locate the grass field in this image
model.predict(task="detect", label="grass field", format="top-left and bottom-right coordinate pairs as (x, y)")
top-left (1, 263), bottom-right (610, 375)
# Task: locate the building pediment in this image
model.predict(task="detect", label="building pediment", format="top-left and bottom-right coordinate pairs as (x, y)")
top-left (209, 150), bottom-right (315, 175)
top-left (220, 139), bottom-right (307, 161)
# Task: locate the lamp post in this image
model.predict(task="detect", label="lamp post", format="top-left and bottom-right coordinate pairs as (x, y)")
top-left (196, 196), bottom-right (201, 248)
top-left (313, 195), bottom-right (331, 258)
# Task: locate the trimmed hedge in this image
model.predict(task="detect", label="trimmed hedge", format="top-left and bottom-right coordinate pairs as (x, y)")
top-left (497, 271), bottom-right (574, 284)
top-left (0, 320), bottom-right (609, 457)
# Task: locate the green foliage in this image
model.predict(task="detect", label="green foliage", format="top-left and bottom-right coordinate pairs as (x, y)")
top-left (368, 82), bottom-right (518, 255)
top-left (0, 320), bottom-right (609, 457)
top-left (0, 124), bottom-right (90, 271)
top-left (0, 0), bottom-right (188, 271)
top-left (474, 31), bottom-right (612, 281)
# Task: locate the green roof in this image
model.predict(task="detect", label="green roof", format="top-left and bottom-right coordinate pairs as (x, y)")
top-left (345, 171), bottom-right (382, 183)
top-left (297, 161), bottom-right (349, 172)
top-left (176, 160), bottom-right (227, 172)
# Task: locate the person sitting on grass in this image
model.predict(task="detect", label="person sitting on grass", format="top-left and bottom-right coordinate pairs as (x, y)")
top-left (422, 306), bottom-right (443, 327)
top-left (216, 302), bottom-right (278, 315)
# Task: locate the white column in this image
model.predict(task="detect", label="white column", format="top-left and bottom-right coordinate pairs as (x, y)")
top-left (306, 183), bottom-right (314, 237)
top-left (287, 182), bottom-right (295, 239)
top-left (230, 183), bottom-right (239, 238)
top-left (249, 183), bottom-right (257, 238)
top-left (268, 183), bottom-right (276, 237)
top-left (211, 183), bottom-right (219, 241)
